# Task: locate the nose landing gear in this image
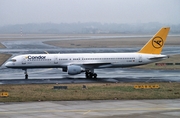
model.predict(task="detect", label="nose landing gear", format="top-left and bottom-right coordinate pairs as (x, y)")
top-left (23, 69), bottom-right (28, 79)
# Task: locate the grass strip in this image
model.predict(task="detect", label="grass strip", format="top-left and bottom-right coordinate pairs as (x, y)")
top-left (0, 83), bottom-right (180, 102)
top-left (0, 43), bottom-right (6, 49)
top-left (0, 53), bottom-right (12, 66)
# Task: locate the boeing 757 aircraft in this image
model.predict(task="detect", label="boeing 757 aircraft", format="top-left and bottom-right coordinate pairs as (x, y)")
top-left (5, 27), bottom-right (170, 79)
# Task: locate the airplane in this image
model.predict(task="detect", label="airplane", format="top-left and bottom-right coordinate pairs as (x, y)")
top-left (5, 27), bottom-right (170, 79)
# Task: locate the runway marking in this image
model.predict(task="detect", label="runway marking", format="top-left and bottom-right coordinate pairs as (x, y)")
top-left (0, 107), bottom-right (180, 115)
top-left (83, 110), bottom-right (91, 115)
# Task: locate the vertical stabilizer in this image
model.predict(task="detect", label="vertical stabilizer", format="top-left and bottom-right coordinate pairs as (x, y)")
top-left (138, 27), bottom-right (170, 54)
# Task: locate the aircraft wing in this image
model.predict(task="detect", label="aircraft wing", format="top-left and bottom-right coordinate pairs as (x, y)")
top-left (69, 62), bottom-right (112, 69)
top-left (83, 62), bottom-right (112, 68)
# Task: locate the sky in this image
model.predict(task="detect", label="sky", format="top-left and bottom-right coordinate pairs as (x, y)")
top-left (0, 0), bottom-right (180, 26)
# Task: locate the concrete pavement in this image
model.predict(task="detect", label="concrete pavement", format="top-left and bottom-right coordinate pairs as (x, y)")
top-left (0, 99), bottom-right (180, 118)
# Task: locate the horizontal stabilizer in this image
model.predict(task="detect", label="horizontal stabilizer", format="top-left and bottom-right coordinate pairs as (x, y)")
top-left (148, 55), bottom-right (168, 60)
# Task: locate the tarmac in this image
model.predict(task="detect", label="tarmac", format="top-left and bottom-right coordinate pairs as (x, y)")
top-left (0, 99), bottom-right (180, 118)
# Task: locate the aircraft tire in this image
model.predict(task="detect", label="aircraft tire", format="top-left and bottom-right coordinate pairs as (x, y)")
top-left (25, 74), bottom-right (28, 79)
top-left (93, 73), bottom-right (97, 79)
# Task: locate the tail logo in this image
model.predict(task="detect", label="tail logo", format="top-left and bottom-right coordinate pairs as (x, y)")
top-left (152, 36), bottom-right (163, 48)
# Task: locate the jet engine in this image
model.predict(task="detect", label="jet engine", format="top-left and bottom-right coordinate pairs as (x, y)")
top-left (67, 65), bottom-right (84, 75)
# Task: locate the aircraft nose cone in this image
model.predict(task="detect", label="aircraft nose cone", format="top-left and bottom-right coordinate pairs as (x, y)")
top-left (5, 62), bottom-right (12, 68)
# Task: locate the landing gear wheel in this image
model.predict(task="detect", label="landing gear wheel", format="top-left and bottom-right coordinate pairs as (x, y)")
top-left (85, 72), bottom-right (88, 78)
top-left (25, 74), bottom-right (28, 79)
top-left (24, 69), bottom-right (28, 79)
top-left (85, 72), bottom-right (92, 79)
top-left (85, 71), bottom-right (97, 79)
top-left (93, 73), bottom-right (97, 79)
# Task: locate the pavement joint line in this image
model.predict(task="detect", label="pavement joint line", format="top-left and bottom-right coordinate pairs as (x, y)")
top-left (0, 107), bottom-right (180, 114)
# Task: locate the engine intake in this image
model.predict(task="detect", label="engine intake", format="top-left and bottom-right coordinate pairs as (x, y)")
top-left (67, 65), bottom-right (84, 75)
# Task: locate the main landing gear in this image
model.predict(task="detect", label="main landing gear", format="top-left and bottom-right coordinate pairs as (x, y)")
top-left (85, 70), bottom-right (97, 79)
top-left (23, 69), bottom-right (28, 79)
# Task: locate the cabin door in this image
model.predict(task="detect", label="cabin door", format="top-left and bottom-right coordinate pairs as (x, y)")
top-left (139, 55), bottom-right (142, 63)
top-left (22, 57), bottom-right (26, 64)
top-left (54, 56), bottom-right (58, 64)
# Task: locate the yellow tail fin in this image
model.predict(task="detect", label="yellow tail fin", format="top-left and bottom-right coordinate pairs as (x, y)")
top-left (138, 27), bottom-right (170, 54)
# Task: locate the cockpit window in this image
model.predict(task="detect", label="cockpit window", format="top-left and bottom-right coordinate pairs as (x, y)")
top-left (10, 59), bottom-right (16, 62)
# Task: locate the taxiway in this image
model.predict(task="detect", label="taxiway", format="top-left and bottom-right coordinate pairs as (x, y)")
top-left (0, 100), bottom-right (180, 118)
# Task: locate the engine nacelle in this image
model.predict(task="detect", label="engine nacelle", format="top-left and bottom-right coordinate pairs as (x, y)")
top-left (67, 65), bottom-right (83, 75)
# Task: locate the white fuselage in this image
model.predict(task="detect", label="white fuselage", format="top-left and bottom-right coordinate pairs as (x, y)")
top-left (5, 52), bottom-right (167, 69)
